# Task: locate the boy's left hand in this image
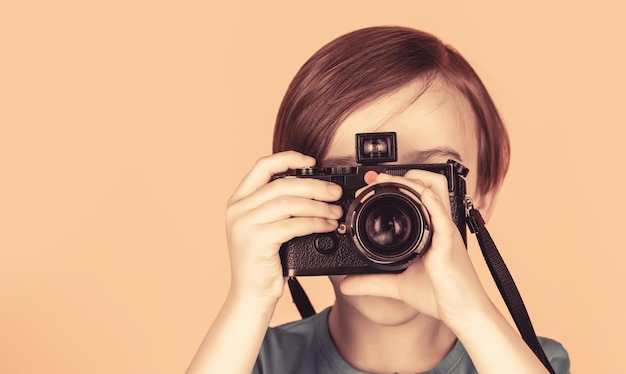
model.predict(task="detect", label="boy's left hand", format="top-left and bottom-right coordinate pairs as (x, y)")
top-left (339, 171), bottom-right (493, 330)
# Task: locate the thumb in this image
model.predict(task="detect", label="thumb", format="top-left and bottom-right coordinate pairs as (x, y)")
top-left (339, 273), bottom-right (402, 300)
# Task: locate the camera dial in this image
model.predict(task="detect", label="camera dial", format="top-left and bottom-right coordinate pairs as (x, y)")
top-left (295, 167), bottom-right (319, 176)
top-left (324, 166), bottom-right (356, 175)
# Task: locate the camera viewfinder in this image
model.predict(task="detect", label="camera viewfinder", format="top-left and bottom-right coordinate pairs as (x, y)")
top-left (355, 132), bottom-right (398, 164)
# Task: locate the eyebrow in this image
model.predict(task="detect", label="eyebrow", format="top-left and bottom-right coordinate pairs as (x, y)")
top-left (323, 147), bottom-right (462, 166)
top-left (403, 147), bottom-right (463, 164)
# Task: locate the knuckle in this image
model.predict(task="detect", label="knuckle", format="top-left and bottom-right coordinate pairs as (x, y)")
top-left (312, 216), bottom-right (328, 225)
top-left (268, 178), bottom-right (295, 198)
top-left (227, 214), bottom-right (245, 233)
top-left (227, 208), bottom-right (255, 234)
top-left (253, 154), bottom-right (273, 170)
top-left (274, 195), bottom-right (294, 211)
top-left (283, 217), bottom-right (302, 234)
top-left (225, 199), bottom-right (243, 223)
top-left (282, 150), bottom-right (300, 157)
top-left (432, 173), bottom-right (448, 188)
top-left (270, 176), bottom-right (290, 189)
top-left (403, 169), bottom-right (421, 179)
top-left (423, 186), bottom-right (439, 201)
top-left (316, 216), bottom-right (337, 229)
top-left (226, 192), bottom-right (242, 208)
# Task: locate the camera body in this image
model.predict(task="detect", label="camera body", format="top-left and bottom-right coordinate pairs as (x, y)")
top-left (275, 132), bottom-right (469, 276)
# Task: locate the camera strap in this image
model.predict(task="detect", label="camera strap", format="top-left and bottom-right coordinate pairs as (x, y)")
top-left (287, 202), bottom-right (556, 373)
top-left (287, 277), bottom-right (316, 319)
top-left (465, 202), bottom-right (556, 374)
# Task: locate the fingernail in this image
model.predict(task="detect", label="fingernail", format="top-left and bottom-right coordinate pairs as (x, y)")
top-left (363, 170), bottom-right (378, 184)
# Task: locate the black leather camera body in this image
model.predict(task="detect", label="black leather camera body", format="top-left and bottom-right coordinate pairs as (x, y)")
top-left (274, 132), bottom-right (469, 276)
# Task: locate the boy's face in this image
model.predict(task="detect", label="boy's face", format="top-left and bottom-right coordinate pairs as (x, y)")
top-left (324, 78), bottom-right (483, 325)
top-left (324, 78), bottom-right (480, 199)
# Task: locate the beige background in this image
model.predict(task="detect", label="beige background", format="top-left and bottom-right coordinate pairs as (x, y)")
top-left (1, 1), bottom-right (624, 373)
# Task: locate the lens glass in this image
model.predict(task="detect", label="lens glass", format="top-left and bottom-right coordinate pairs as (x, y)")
top-left (364, 204), bottom-right (411, 254)
top-left (358, 197), bottom-right (422, 258)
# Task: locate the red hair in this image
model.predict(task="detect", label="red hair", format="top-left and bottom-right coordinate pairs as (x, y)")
top-left (273, 26), bottom-right (509, 196)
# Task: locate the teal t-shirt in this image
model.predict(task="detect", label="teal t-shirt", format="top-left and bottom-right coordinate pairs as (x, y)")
top-left (253, 307), bottom-right (570, 374)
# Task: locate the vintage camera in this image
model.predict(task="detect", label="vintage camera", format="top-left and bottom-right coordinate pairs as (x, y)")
top-left (275, 132), bottom-right (469, 276)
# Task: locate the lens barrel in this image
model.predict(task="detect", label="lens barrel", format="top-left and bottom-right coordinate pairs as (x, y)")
top-left (346, 182), bottom-right (431, 271)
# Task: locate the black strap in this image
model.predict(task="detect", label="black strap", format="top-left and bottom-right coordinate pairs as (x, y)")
top-left (288, 206), bottom-right (556, 373)
top-left (467, 206), bottom-right (555, 374)
top-left (287, 277), bottom-right (316, 319)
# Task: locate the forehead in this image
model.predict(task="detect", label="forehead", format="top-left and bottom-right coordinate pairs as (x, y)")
top-left (325, 79), bottom-right (478, 166)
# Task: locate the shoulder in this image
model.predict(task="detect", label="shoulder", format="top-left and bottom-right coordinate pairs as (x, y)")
top-left (437, 336), bottom-right (570, 374)
top-left (262, 311), bottom-right (322, 350)
top-left (538, 336), bottom-right (571, 374)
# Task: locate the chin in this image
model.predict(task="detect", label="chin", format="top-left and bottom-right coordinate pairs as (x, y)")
top-left (346, 294), bottom-right (422, 326)
top-left (329, 275), bottom-right (422, 326)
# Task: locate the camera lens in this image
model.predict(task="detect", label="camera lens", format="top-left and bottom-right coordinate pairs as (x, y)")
top-left (363, 201), bottom-right (414, 254)
top-left (347, 182), bottom-right (431, 271)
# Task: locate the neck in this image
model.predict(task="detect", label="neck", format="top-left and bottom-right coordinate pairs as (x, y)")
top-left (328, 298), bottom-right (456, 374)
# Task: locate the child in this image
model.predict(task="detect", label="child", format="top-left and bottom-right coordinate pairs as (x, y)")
top-left (186, 26), bottom-right (570, 374)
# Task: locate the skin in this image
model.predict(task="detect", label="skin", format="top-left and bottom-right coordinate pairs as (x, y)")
top-left (186, 79), bottom-right (549, 374)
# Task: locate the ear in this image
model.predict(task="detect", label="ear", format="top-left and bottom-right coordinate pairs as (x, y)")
top-left (472, 182), bottom-right (502, 224)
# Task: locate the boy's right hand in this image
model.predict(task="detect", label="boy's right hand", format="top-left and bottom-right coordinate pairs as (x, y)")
top-left (225, 151), bottom-right (343, 309)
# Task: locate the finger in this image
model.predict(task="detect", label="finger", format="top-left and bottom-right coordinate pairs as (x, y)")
top-left (244, 196), bottom-right (343, 225)
top-left (339, 273), bottom-right (402, 300)
top-left (261, 217), bottom-right (339, 245)
top-left (421, 187), bottom-right (457, 238)
top-left (232, 177), bottom-right (343, 215)
top-left (402, 170), bottom-right (451, 211)
top-left (374, 173), bottom-right (427, 195)
top-left (376, 172), bottom-right (451, 213)
top-left (363, 170), bottom-right (378, 184)
top-left (352, 172), bottom-right (426, 206)
top-left (229, 151), bottom-right (316, 204)
top-left (352, 170), bottom-right (381, 198)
